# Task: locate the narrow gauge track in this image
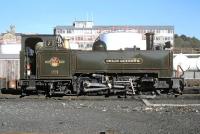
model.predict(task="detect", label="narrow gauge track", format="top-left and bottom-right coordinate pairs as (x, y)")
top-left (0, 86), bottom-right (200, 101)
top-left (0, 91), bottom-right (200, 100)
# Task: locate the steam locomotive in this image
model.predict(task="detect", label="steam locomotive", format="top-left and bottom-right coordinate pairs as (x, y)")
top-left (19, 33), bottom-right (184, 97)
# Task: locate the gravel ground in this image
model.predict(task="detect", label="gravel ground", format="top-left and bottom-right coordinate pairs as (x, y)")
top-left (0, 97), bottom-right (200, 134)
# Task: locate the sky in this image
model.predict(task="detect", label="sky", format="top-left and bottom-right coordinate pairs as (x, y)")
top-left (0, 0), bottom-right (199, 39)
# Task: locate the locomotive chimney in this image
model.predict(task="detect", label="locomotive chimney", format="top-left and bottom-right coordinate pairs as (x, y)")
top-left (145, 33), bottom-right (154, 50)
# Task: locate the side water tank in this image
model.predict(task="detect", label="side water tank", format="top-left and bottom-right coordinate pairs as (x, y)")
top-left (173, 54), bottom-right (190, 71)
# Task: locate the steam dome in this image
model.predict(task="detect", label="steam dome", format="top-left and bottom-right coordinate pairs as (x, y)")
top-left (92, 40), bottom-right (107, 51)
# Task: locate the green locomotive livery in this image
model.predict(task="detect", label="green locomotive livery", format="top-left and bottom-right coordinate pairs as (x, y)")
top-left (19, 34), bottom-right (184, 97)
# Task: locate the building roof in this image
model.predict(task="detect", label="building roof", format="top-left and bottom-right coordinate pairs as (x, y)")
top-left (0, 54), bottom-right (19, 59)
top-left (0, 33), bottom-right (22, 36)
top-left (55, 25), bottom-right (174, 30)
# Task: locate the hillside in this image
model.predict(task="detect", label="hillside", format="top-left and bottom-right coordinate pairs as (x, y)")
top-left (174, 34), bottom-right (200, 53)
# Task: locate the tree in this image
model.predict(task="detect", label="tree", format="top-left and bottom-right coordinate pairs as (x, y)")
top-left (174, 34), bottom-right (200, 48)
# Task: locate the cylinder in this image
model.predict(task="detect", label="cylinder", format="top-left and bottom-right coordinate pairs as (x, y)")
top-left (145, 33), bottom-right (154, 50)
top-left (0, 77), bottom-right (7, 89)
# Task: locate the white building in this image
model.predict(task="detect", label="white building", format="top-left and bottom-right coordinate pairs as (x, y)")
top-left (54, 21), bottom-right (174, 50)
top-left (0, 25), bottom-right (21, 54)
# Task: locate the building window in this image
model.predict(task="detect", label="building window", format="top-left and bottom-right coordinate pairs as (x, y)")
top-left (86, 36), bottom-right (93, 41)
top-left (156, 30), bottom-right (160, 33)
top-left (146, 30), bottom-right (150, 33)
top-left (57, 29), bottom-right (61, 34)
top-left (150, 29), bottom-right (153, 33)
top-left (86, 44), bottom-right (92, 48)
top-left (77, 36), bottom-right (83, 41)
top-left (67, 30), bottom-right (71, 33)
